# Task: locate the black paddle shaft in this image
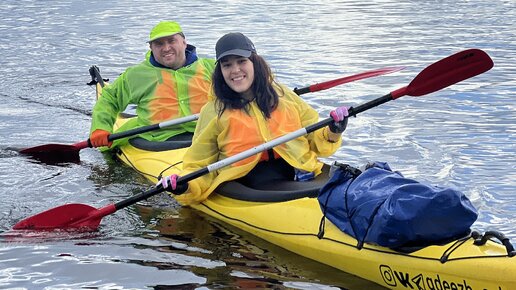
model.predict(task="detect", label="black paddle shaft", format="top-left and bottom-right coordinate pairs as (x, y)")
top-left (113, 168), bottom-right (209, 211)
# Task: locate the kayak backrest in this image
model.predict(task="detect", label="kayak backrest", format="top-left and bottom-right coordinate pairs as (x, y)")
top-left (216, 164), bottom-right (331, 202)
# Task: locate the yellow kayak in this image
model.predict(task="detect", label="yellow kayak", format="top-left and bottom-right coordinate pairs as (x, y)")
top-left (93, 70), bottom-right (516, 290)
top-left (109, 120), bottom-right (516, 290)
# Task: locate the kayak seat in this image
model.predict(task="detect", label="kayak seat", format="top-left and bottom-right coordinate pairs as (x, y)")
top-left (128, 132), bottom-right (193, 152)
top-left (216, 164), bottom-right (331, 202)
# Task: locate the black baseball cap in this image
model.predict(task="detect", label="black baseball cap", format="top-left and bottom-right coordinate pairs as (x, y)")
top-left (215, 32), bottom-right (256, 61)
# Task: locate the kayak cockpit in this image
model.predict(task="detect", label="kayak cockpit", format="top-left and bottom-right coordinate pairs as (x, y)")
top-left (216, 165), bottom-right (331, 202)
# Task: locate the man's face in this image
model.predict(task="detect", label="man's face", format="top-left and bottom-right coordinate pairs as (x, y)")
top-left (150, 34), bottom-right (187, 69)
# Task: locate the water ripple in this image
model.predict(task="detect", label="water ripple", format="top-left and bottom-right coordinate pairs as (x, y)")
top-left (0, 0), bottom-right (514, 289)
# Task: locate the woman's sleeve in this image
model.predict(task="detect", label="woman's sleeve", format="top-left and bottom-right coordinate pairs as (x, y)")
top-left (283, 87), bottom-right (342, 157)
top-left (173, 104), bottom-right (221, 205)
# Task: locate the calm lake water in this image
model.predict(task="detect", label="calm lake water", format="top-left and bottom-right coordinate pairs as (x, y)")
top-left (0, 0), bottom-right (515, 289)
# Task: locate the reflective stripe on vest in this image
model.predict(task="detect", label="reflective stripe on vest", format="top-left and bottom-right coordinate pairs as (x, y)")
top-left (149, 61), bottom-right (212, 123)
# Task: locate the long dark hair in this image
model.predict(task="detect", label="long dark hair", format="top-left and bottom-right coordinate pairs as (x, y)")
top-left (212, 53), bottom-right (282, 118)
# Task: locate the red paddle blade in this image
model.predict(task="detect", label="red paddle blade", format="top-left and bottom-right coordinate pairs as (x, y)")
top-left (19, 140), bottom-right (89, 164)
top-left (309, 66), bottom-right (405, 92)
top-left (13, 203), bottom-right (104, 231)
top-left (397, 49), bottom-right (494, 99)
top-left (20, 144), bottom-right (77, 154)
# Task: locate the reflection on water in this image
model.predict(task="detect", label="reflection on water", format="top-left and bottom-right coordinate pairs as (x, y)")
top-left (1, 206), bottom-right (382, 289)
top-left (0, 0), bottom-right (514, 289)
top-left (141, 206), bottom-right (383, 289)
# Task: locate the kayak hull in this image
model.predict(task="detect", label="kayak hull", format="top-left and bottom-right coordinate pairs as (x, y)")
top-left (193, 194), bottom-right (515, 290)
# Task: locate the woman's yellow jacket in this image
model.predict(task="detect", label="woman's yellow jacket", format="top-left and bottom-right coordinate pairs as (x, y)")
top-left (175, 84), bottom-right (342, 205)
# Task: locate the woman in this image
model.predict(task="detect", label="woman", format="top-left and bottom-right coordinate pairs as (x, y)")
top-left (160, 32), bottom-right (349, 205)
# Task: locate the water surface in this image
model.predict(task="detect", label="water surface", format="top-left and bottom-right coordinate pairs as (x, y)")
top-left (0, 0), bottom-right (514, 289)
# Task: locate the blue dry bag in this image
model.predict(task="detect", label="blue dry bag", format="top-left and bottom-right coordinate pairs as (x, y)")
top-left (317, 161), bottom-right (478, 249)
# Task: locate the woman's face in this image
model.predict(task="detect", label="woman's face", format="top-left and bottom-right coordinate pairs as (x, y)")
top-left (220, 55), bottom-right (255, 100)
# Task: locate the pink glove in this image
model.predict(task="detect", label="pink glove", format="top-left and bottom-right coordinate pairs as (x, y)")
top-left (329, 106), bottom-right (349, 133)
top-left (330, 106), bottom-right (349, 122)
top-left (158, 174), bottom-right (188, 194)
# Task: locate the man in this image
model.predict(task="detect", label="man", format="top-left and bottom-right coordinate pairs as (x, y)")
top-left (89, 21), bottom-right (215, 148)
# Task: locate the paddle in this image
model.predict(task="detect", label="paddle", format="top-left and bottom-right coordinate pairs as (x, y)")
top-left (19, 66), bottom-right (404, 162)
top-left (293, 66), bottom-right (404, 95)
top-left (12, 49), bottom-right (493, 231)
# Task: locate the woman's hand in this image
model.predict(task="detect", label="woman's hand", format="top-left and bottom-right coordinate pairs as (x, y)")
top-left (157, 174), bottom-right (188, 194)
top-left (329, 106), bottom-right (349, 134)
